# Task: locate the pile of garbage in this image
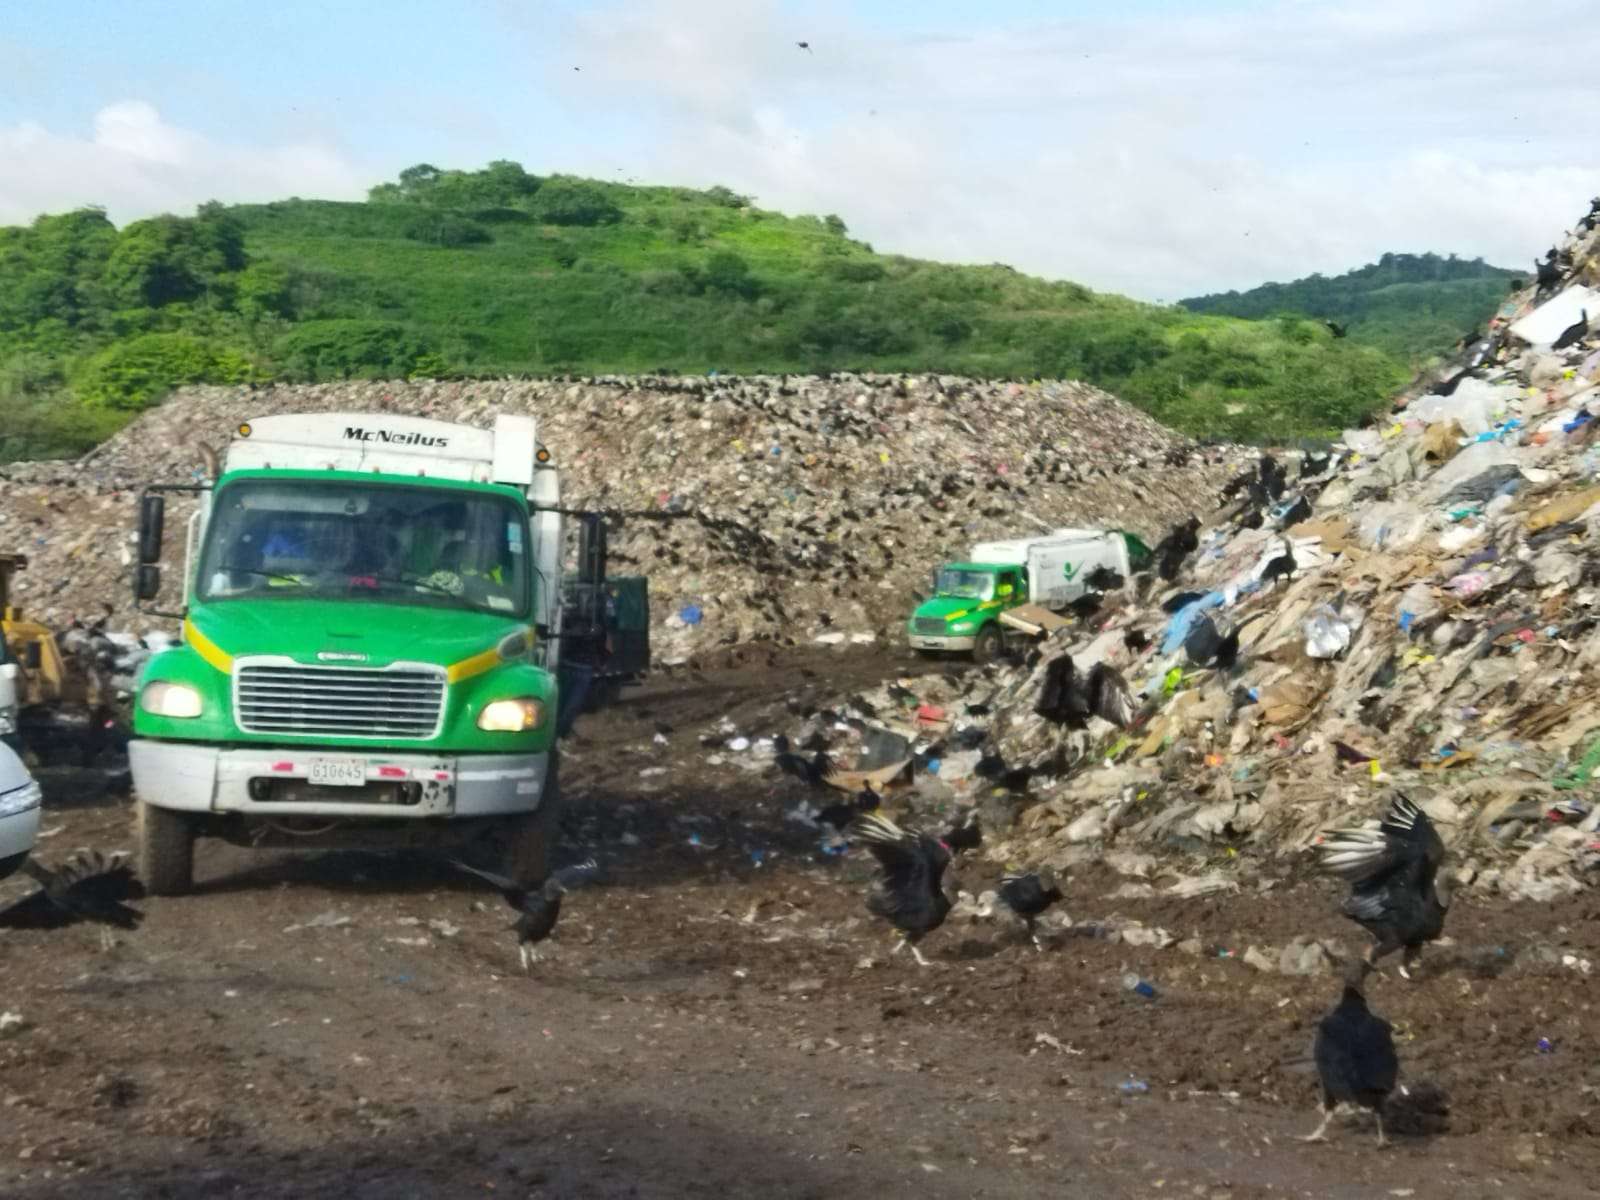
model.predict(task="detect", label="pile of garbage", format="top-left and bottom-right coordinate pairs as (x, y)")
top-left (0, 373), bottom-right (1240, 658)
top-left (792, 200), bottom-right (1600, 900)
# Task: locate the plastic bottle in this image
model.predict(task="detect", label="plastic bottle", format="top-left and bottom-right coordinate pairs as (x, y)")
top-left (1122, 972), bottom-right (1156, 999)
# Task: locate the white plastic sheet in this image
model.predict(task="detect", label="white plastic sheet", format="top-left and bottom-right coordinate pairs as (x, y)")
top-left (1510, 285), bottom-right (1600, 347)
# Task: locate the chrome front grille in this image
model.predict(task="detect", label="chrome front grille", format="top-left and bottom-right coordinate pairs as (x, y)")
top-left (234, 661), bottom-right (446, 738)
top-left (914, 618), bottom-right (948, 636)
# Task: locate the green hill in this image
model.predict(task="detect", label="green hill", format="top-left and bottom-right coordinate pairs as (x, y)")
top-left (1179, 252), bottom-right (1521, 362)
top-left (0, 161), bottom-right (1408, 458)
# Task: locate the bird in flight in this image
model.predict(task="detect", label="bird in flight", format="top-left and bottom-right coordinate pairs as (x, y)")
top-left (797, 41), bottom-right (812, 53)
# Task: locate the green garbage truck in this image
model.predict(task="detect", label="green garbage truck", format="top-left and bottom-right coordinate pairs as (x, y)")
top-left (907, 529), bottom-right (1152, 660)
top-left (128, 412), bottom-right (602, 895)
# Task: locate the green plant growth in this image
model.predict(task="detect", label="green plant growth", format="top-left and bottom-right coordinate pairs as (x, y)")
top-left (1, 160), bottom-right (1433, 459)
top-left (1180, 252), bottom-right (1520, 363)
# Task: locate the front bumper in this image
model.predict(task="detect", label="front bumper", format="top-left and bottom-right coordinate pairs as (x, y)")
top-left (908, 634), bottom-right (977, 652)
top-left (129, 740), bottom-right (549, 819)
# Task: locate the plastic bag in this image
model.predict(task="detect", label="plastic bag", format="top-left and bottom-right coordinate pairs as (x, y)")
top-left (1303, 605), bottom-right (1352, 659)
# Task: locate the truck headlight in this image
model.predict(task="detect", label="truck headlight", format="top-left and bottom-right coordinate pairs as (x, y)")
top-left (141, 681), bottom-right (203, 719)
top-left (948, 620), bottom-right (976, 633)
top-left (477, 697), bottom-right (547, 732)
top-left (0, 778), bottom-right (42, 818)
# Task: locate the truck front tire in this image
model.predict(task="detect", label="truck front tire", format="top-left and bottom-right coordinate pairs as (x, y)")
top-left (137, 800), bottom-right (195, 896)
top-left (498, 750), bottom-right (562, 889)
top-left (971, 625), bottom-right (1002, 663)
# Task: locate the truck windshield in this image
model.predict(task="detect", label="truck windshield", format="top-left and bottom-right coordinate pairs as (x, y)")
top-left (197, 480), bottom-right (530, 617)
top-left (934, 569), bottom-right (994, 600)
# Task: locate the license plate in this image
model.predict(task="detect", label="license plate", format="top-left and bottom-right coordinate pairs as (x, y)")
top-left (309, 758), bottom-right (367, 787)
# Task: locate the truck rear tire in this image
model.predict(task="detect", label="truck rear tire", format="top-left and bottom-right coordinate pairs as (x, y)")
top-left (498, 750), bottom-right (562, 889)
top-left (971, 625), bottom-right (1002, 663)
top-left (138, 800), bottom-right (195, 896)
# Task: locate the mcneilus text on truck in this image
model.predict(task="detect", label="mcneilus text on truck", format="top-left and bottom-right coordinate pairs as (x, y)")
top-left (128, 412), bottom-right (610, 895)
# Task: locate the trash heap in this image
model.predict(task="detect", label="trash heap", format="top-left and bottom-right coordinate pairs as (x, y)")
top-left (795, 200), bottom-right (1600, 900)
top-left (0, 374), bottom-right (1239, 658)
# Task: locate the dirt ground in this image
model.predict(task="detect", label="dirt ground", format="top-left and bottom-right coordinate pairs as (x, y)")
top-left (2, 646), bottom-right (1598, 1199)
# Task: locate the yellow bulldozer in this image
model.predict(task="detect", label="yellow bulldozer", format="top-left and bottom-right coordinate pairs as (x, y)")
top-left (0, 553), bottom-right (121, 763)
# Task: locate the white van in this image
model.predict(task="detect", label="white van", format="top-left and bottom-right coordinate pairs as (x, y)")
top-left (0, 739), bottom-right (41, 882)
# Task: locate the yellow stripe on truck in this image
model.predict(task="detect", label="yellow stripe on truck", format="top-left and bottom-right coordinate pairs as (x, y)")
top-left (446, 645), bottom-right (502, 684)
top-left (446, 627), bottom-right (534, 684)
top-left (184, 618), bottom-right (234, 675)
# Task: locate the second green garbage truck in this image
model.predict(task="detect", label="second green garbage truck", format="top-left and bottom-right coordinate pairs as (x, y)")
top-left (907, 529), bottom-right (1151, 660)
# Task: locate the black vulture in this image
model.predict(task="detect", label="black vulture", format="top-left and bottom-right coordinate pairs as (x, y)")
top-left (849, 812), bottom-right (953, 967)
top-left (448, 858), bottom-right (600, 973)
top-left (1302, 959), bottom-right (1399, 1146)
top-left (998, 871), bottom-right (1064, 950)
top-left (1316, 793), bottom-right (1451, 978)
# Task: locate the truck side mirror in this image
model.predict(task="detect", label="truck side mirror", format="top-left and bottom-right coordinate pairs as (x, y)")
top-left (138, 495), bottom-right (165, 564)
top-left (135, 563), bottom-right (161, 602)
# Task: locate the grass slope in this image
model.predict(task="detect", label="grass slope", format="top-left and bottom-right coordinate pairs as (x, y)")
top-left (0, 163), bottom-right (1409, 458)
top-left (1180, 252), bottom-right (1521, 362)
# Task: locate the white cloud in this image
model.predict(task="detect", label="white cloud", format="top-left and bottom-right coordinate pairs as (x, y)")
top-left (565, 0), bottom-right (1600, 298)
top-left (0, 100), bottom-right (369, 226)
top-left (6, 3), bottom-right (1597, 302)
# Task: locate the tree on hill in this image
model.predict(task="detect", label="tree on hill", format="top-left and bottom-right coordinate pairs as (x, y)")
top-left (1179, 251), bottom-right (1519, 360)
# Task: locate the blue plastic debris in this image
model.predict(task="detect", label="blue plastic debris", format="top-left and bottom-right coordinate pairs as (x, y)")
top-left (1118, 1078), bottom-right (1151, 1094)
top-left (1563, 409), bottom-right (1592, 434)
top-left (924, 757), bottom-right (942, 774)
top-left (680, 604), bottom-right (703, 626)
top-left (1161, 591), bottom-right (1226, 655)
top-left (1399, 611), bottom-right (1416, 633)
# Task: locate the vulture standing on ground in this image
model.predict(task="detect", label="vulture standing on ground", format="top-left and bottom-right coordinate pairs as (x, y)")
top-left (1315, 793), bottom-right (1451, 979)
top-left (448, 858), bottom-right (600, 973)
top-left (998, 871), bottom-right (1064, 950)
top-left (1302, 958), bottom-right (1399, 1146)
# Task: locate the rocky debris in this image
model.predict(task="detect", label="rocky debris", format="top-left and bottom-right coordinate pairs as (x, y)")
top-left (0, 374), bottom-right (1239, 659)
top-left (789, 199), bottom-right (1600, 899)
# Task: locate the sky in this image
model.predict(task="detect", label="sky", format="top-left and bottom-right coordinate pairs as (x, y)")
top-left (2, 0), bottom-right (1597, 301)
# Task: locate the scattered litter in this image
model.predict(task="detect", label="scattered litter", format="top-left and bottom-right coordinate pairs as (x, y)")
top-left (1034, 1031), bottom-right (1083, 1056)
top-left (283, 911), bottom-right (353, 933)
top-left (1121, 973), bottom-right (1157, 999)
